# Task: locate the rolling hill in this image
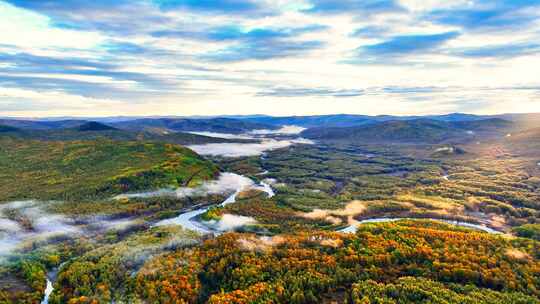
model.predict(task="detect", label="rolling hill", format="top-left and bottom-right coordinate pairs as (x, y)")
top-left (1, 117), bottom-right (278, 133)
top-left (0, 125), bottom-right (19, 133)
top-left (0, 119), bottom-right (90, 130)
top-left (0, 121), bottom-right (251, 145)
top-left (0, 138), bottom-right (219, 202)
top-left (451, 118), bottom-right (513, 131)
top-left (497, 126), bottom-right (540, 154)
top-left (111, 117), bottom-right (277, 134)
top-left (76, 121), bottom-right (118, 132)
top-left (301, 118), bottom-right (513, 143)
top-left (240, 114), bottom-right (376, 128)
top-left (1, 113), bottom-right (534, 133)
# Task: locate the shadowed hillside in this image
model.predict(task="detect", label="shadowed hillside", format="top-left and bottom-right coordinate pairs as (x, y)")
top-left (75, 121), bottom-right (117, 132)
top-left (0, 125), bottom-right (19, 133)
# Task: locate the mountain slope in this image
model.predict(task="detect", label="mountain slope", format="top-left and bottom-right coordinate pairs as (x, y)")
top-left (241, 114), bottom-right (376, 128)
top-left (497, 126), bottom-right (540, 154)
top-left (0, 119), bottom-right (90, 130)
top-left (302, 118), bottom-right (513, 143)
top-left (0, 118), bottom-right (277, 136)
top-left (239, 113), bottom-right (494, 128)
top-left (0, 125), bottom-right (20, 133)
top-left (76, 121), bottom-right (118, 131)
top-left (0, 124), bottom-right (249, 145)
top-left (452, 118), bottom-right (513, 131)
top-left (0, 138), bottom-right (219, 201)
top-left (302, 119), bottom-right (456, 143)
top-left (112, 117), bottom-right (277, 134)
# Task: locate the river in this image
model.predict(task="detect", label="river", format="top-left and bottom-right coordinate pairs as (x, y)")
top-left (153, 175), bottom-right (274, 234)
top-left (41, 265), bottom-right (62, 304)
top-left (40, 172), bottom-right (502, 304)
top-left (41, 278), bottom-right (53, 304)
top-left (40, 174), bottom-right (275, 303)
top-left (339, 217), bottom-right (502, 234)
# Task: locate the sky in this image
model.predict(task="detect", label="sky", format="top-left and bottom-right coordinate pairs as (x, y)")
top-left (0, 0), bottom-right (539, 117)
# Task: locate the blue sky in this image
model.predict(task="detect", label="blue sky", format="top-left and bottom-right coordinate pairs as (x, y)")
top-left (0, 0), bottom-right (539, 117)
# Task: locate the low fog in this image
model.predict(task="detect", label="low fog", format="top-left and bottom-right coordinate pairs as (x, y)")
top-left (151, 173), bottom-right (275, 234)
top-left (0, 201), bottom-right (81, 259)
top-left (188, 138), bottom-right (313, 157)
top-left (115, 172), bottom-right (254, 200)
top-left (0, 201), bottom-right (140, 259)
top-left (187, 131), bottom-right (254, 140)
top-left (211, 214), bottom-right (257, 231)
top-left (189, 125), bottom-right (306, 140)
top-left (184, 125), bottom-right (313, 157)
top-left (250, 125), bottom-right (307, 135)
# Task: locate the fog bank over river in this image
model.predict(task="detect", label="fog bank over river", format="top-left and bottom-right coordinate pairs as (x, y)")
top-left (155, 172), bottom-right (274, 234)
top-left (188, 138), bottom-right (313, 157)
top-left (186, 125), bottom-right (313, 157)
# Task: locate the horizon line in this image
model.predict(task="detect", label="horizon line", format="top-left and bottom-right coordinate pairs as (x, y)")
top-left (2, 111), bottom-right (540, 120)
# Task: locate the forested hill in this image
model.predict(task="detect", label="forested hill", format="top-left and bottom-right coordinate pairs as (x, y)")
top-left (0, 125), bottom-right (19, 132)
top-left (235, 112), bottom-right (537, 128)
top-left (0, 138), bottom-right (219, 202)
top-left (111, 117), bottom-right (277, 134)
top-left (51, 220), bottom-right (540, 303)
top-left (0, 122), bottom-right (249, 145)
top-left (301, 118), bottom-right (513, 143)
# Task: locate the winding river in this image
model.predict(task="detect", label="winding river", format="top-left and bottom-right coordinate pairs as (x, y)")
top-left (40, 172), bottom-right (503, 304)
top-left (40, 175), bottom-right (275, 303)
top-left (41, 278), bottom-right (53, 304)
top-left (41, 265), bottom-right (62, 304)
top-left (153, 176), bottom-right (275, 234)
top-left (339, 217), bottom-right (502, 234)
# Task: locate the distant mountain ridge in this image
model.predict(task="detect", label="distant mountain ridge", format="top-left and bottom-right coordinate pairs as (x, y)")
top-left (235, 113), bottom-right (536, 128)
top-left (0, 117), bottom-right (276, 134)
top-left (110, 117), bottom-right (277, 134)
top-left (0, 114), bottom-right (535, 142)
top-left (0, 119), bottom-right (89, 130)
top-left (0, 122), bottom-right (251, 146)
top-left (1, 112), bottom-right (537, 130)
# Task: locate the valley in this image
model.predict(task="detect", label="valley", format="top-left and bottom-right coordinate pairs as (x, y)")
top-left (0, 115), bottom-right (539, 303)
top-left (3, 0), bottom-right (540, 302)
top-left (0, 0), bottom-right (540, 304)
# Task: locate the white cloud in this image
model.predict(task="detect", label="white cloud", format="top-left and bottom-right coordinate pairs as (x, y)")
top-left (0, 2), bottom-right (103, 49)
top-left (0, 0), bottom-right (539, 117)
